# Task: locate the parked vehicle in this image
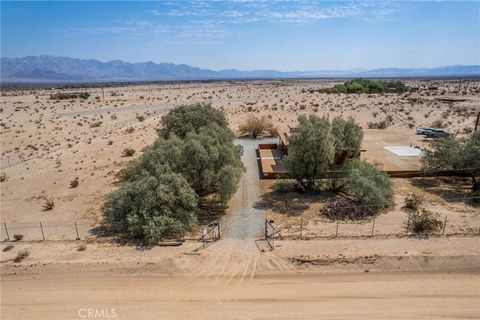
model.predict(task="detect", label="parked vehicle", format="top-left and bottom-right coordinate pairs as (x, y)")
top-left (416, 127), bottom-right (432, 135)
top-left (416, 127), bottom-right (449, 138)
top-left (425, 128), bottom-right (449, 138)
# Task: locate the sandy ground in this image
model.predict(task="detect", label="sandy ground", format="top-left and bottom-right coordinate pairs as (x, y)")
top-left (2, 237), bottom-right (480, 319)
top-left (2, 271), bottom-right (479, 320)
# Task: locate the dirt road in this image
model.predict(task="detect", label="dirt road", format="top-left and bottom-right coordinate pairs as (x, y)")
top-left (2, 270), bottom-right (479, 320)
top-left (223, 138), bottom-right (276, 239)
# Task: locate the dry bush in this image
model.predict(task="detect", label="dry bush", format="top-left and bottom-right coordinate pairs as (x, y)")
top-left (408, 208), bottom-right (443, 235)
top-left (125, 127), bottom-right (135, 134)
top-left (122, 148), bottom-right (135, 157)
top-left (77, 244), bottom-right (87, 251)
top-left (13, 234), bottom-right (23, 241)
top-left (70, 178), bottom-right (79, 188)
top-left (89, 121), bottom-right (102, 128)
top-left (320, 198), bottom-right (375, 221)
top-left (404, 193), bottom-right (424, 211)
top-left (367, 120), bottom-right (388, 129)
top-left (238, 116), bottom-right (276, 138)
top-left (3, 245), bottom-right (14, 252)
top-left (42, 198), bottom-right (55, 211)
top-left (0, 173), bottom-right (7, 182)
top-left (14, 250), bottom-right (29, 262)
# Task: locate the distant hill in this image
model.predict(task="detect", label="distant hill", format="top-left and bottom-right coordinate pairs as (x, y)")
top-left (1, 55), bottom-right (479, 83)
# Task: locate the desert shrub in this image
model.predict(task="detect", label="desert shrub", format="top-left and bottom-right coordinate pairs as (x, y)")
top-left (13, 234), bottom-right (23, 241)
top-left (89, 121), bottom-right (102, 128)
top-left (50, 92), bottom-right (90, 100)
top-left (238, 115), bottom-right (276, 138)
top-left (14, 250), bottom-right (29, 262)
top-left (136, 115), bottom-right (145, 122)
top-left (342, 160), bottom-right (393, 210)
top-left (42, 198), bottom-right (55, 211)
top-left (125, 127), bottom-right (135, 134)
top-left (77, 244), bottom-right (87, 251)
top-left (70, 178), bottom-right (79, 188)
top-left (3, 245), bottom-right (14, 252)
top-left (367, 120), bottom-right (388, 129)
top-left (408, 208), bottom-right (443, 235)
top-left (321, 198), bottom-right (375, 220)
top-left (422, 131), bottom-right (480, 191)
top-left (105, 168), bottom-right (198, 243)
top-left (122, 148), bottom-right (135, 157)
top-left (159, 103), bottom-right (228, 139)
top-left (404, 193), bottom-right (424, 210)
top-left (0, 173), bottom-right (7, 182)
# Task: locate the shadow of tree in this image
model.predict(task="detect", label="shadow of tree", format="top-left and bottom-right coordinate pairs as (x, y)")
top-left (260, 187), bottom-right (336, 216)
top-left (410, 177), bottom-right (479, 207)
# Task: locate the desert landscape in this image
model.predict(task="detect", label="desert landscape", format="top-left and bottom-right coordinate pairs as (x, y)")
top-left (1, 79), bottom-right (480, 319)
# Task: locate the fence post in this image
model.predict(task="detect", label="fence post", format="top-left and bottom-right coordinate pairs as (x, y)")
top-left (406, 216), bottom-right (410, 235)
top-left (371, 218), bottom-right (376, 237)
top-left (442, 215), bottom-right (448, 235)
top-left (335, 220), bottom-right (339, 237)
top-left (74, 222), bottom-right (80, 240)
top-left (300, 218), bottom-right (303, 239)
top-left (39, 222), bottom-right (45, 241)
top-left (217, 220), bottom-right (221, 240)
top-left (4, 222), bottom-right (10, 241)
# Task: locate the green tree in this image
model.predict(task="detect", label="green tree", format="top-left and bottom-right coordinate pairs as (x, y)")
top-left (422, 132), bottom-right (480, 191)
top-left (124, 124), bottom-right (245, 207)
top-left (105, 167), bottom-right (198, 244)
top-left (342, 159), bottom-right (393, 209)
top-left (331, 116), bottom-right (363, 158)
top-left (285, 115), bottom-right (335, 190)
top-left (159, 103), bottom-right (229, 139)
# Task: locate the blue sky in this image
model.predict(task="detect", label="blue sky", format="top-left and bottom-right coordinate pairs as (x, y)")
top-left (1, 1), bottom-right (479, 71)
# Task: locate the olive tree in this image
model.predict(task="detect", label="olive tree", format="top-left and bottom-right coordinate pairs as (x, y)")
top-left (422, 132), bottom-right (480, 191)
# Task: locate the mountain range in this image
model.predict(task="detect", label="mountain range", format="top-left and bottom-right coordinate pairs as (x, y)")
top-left (1, 56), bottom-right (479, 83)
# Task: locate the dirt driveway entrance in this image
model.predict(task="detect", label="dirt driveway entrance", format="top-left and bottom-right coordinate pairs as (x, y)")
top-left (222, 138), bottom-right (277, 239)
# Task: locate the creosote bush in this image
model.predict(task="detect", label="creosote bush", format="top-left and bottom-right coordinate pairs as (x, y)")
top-left (42, 198), bottom-right (55, 211)
top-left (70, 178), bottom-right (79, 188)
top-left (238, 115), bottom-right (276, 138)
top-left (404, 193), bottom-right (424, 210)
top-left (13, 234), bottom-right (24, 241)
top-left (408, 208), bottom-right (443, 235)
top-left (122, 148), bottom-right (135, 157)
top-left (321, 198), bottom-right (374, 221)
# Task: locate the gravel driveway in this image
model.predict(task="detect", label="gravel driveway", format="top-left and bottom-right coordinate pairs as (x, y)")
top-left (222, 137), bottom-right (277, 239)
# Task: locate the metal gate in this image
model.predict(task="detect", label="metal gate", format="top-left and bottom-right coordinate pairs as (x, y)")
top-left (200, 219), bottom-right (220, 248)
top-left (265, 219), bottom-right (280, 250)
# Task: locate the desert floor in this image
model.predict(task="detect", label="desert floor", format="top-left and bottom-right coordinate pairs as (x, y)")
top-left (1, 79), bottom-right (480, 319)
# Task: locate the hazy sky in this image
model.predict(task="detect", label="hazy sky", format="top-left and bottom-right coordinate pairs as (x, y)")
top-left (1, 1), bottom-right (479, 71)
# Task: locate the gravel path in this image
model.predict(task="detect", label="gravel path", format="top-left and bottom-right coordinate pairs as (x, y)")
top-left (222, 138), bottom-right (277, 239)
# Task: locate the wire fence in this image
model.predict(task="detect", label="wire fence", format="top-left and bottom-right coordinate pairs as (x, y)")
top-left (0, 215), bottom-right (223, 243)
top-left (269, 213), bottom-right (480, 240)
